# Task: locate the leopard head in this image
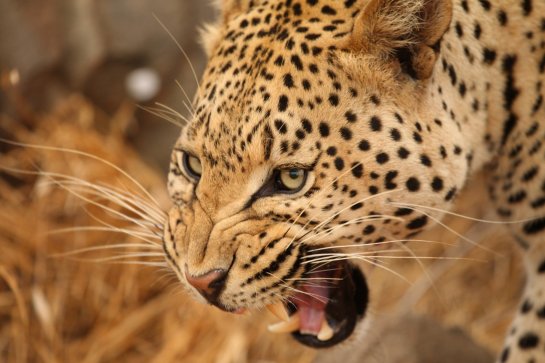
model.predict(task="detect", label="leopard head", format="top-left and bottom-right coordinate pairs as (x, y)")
top-left (163, 0), bottom-right (462, 348)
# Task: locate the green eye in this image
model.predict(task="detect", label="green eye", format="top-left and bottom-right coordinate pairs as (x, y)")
top-left (182, 153), bottom-right (202, 179)
top-left (277, 168), bottom-right (307, 192)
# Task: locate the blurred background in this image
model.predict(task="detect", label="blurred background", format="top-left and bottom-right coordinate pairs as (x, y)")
top-left (0, 1), bottom-right (525, 362)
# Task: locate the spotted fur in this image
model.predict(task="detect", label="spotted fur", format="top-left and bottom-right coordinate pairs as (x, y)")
top-left (163, 0), bottom-right (545, 360)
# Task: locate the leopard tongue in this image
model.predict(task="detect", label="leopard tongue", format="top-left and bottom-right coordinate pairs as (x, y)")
top-left (268, 270), bottom-right (334, 339)
top-left (294, 272), bottom-right (331, 335)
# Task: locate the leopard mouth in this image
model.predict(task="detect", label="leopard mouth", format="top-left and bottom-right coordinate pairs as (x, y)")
top-left (267, 260), bottom-right (369, 348)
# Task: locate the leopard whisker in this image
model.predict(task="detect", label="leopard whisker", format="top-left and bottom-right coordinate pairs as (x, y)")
top-left (0, 139), bottom-right (161, 208)
top-left (299, 214), bottom-right (403, 245)
top-left (309, 239), bottom-right (456, 253)
top-left (51, 243), bottom-right (162, 258)
top-left (305, 189), bottom-right (402, 239)
top-left (153, 13), bottom-right (200, 89)
top-left (138, 105), bottom-right (186, 128)
top-left (48, 226), bottom-right (162, 245)
top-left (154, 102), bottom-right (192, 124)
top-left (388, 204), bottom-right (499, 255)
top-left (320, 256), bottom-right (412, 284)
top-left (388, 201), bottom-right (535, 224)
top-left (50, 178), bottom-right (164, 226)
top-left (175, 80), bottom-right (196, 113)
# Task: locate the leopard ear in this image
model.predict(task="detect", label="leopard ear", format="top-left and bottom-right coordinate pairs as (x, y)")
top-left (214, 0), bottom-right (260, 23)
top-left (349, 0), bottom-right (452, 79)
top-left (201, 0), bottom-right (260, 56)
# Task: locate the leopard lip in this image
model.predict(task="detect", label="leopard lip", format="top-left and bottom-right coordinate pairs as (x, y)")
top-left (288, 262), bottom-right (369, 348)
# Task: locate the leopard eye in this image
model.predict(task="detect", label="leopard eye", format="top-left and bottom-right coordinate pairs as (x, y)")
top-left (276, 168), bottom-right (307, 193)
top-left (182, 153), bottom-right (202, 180)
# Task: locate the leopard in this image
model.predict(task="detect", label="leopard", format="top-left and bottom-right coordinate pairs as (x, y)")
top-left (162, 0), bottom-right (545, 361)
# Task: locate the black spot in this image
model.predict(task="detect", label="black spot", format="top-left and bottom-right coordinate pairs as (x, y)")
top-left (521, 299), bottom-right (533, 314)
top-left (483, 48), bottom-right (497, 65)
top-left (420, 154), bottom-right (432, 167)
top-left (474, 22), bottom-right (482, 39)
top-left (345, 111), bottom-right (357, 123)
top-left (394, 208), bottom-right (413, 216)
top-left (370, 116), bottom-right (382, 132)
top-left (295, 129), bottom-right (306, 140)
top-left (538, 259), bottom-right (545, 273)
top-left (334, 157), bottom-right (345, 171)
top-left (329, 94), bottom-right (339, 106)
top-left (406, 177), bottom-right (420, 192)
top-left (305, 33), bottom-right (321, 41)
top-left (518, 332), bottom-right (539, 349)
top-left (458, 82), bottom-right (467, 97)
top-left (283, 73), bottom-right (295, 88)
top-left (522, 0), bottom-right (533, 15)
top-left (479, 0), bottom-right (491, 11)
top-left (340, 127), bottom-right (352, 140)
top-left (455, 22), bottom-right (464, 37)
top-left (301, 119), bottom-right (312, 133)
top-left (385, 171), bottom-right (398, 190)
top-left (508, 190), bottom-right (527, 203)
top-left (351, 202), bottom-right (363, 210)
top-left (398, 147), bottom-right (410, 159)
top-left (291, 55), bottom-right (304, 70)
top-left (376, 152), bottom-right (389, 164)
top-left (407, 216), bottom-right (428, 230)
top-left (413, 132), bottom-right (423, 143)
top-left (359, 140), bottom-right (370, 151)
top-left (274, 119), bottom-right (288, 134)
top-left (445, 187), bottom-right (457, 201)
top-left (351, 163), bottom-right (364, 178)
top-left (523, 218), bottom-right (545, 234)
top-left (390, 128), bottom-right (402, 141)
top-left (363, 225), bottom-right (375, 235)
top-left (321, 5), bottom-right (337, 15)
top-left (278, 95), bottom-right (289, 112)
top-left (537, 305), bottom-right (545, 318)
top-left (326, 146), bottom-right (337, 156)
top-left (431, 177), bottom-right (444, 191)
top-left (500, 347), bottom-right (510, 362)
top-left (319, 122), bottom-right (330, 137)
top-left (497, 10), bottom-right (507, 26)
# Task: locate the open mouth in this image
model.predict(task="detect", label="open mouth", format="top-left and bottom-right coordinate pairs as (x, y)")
top-left (266, 260), bottom-right (369, 348)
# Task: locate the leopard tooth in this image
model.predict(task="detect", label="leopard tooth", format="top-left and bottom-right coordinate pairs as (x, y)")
top-left (266, 302), bottom-right (290, 322)
top-left (267, 313), bottom-right (300, 333)
top-left (317, 319), bottom-right (334, 341)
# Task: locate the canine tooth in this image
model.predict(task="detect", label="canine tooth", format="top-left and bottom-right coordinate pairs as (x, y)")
top-left (317, 319), bottom-right (334, 341)
top-left (268, 313), bottom-right (300, 333)
top-left (266, 303), bottom-right (290, 322)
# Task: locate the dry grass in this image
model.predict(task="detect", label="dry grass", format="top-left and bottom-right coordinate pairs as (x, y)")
top-left (0, 95), bottom-right (524, 362)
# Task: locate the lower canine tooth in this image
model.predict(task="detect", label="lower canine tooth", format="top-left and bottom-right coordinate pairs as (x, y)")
top-left (268, 313), bottom-right (300, 333)
top-left (266, 302), bottom-right (290, 322)
top-left (317, 319), bottom-right (334, 341)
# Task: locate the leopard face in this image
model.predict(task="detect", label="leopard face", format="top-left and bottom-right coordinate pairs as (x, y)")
top-left (163, 0), bottom-right (468, 347)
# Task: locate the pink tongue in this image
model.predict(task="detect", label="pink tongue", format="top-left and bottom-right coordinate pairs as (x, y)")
top-left (293, 272), bottom-right (331, 335)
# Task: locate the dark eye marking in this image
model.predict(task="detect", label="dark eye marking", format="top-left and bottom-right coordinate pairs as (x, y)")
top-left (243, 154), bottom-right (322, 209)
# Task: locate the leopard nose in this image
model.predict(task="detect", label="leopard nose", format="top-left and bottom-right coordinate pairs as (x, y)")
top-left (184, 267), bottom-right (227, 302)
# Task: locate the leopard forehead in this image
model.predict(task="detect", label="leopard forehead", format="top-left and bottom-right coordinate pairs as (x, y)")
top-left (177, 0), bottom-right (406, 177)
